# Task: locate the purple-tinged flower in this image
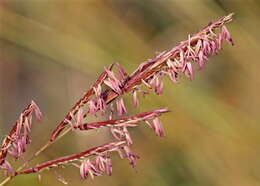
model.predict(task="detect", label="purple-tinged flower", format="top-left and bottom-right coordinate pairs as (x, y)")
top-left (184, 62), bottom-right (194, 80)
top-left (123, 146), bottom-right (139, 168)
top-left (105, 68), bottom-right (120, 83)
top-left (76, 108), bottom-right (84, 127)
top-left (88, 97), bottom-right (107, 116)
top-left (80, 160), bottom-right (88, 179)
top-left (80, 160), bottom-right (101, 179)
top-left (0, 160), bottom-right (14, 176)
top-left (221, 25), bottom-right (234, 45)
top-left (104, 68), bottom-right (122, 94)
top-left (132, 90), bottom-right (139, 107)
top-left (96, 154), bottom-right (113, 176)
top-left (116, 98), bottom-right (127, 116)
top-left (109, 111), bottom-right (113, 120)
top-left (198, 50), bottom-right (206, 69)
top-left (108, 103), bottom-right (115, 120)
top-left (79, 155), bottom-right (113, 179)
top-left (95, 155), bottom-right (106, 172)
top-left (151, 117), bottom-right (165, 137)
top-left (194, 39), bottom-right (202, 55)
top-left (104, 79), bottom-right (121, 95)
top-left (123, 126), bottom-right (133, 145)
top-left (8, 135), bottom-right (30, 160)
top-left (110, 127), bottom-right (124, 140)
top-left (0, 101), bottom-right (42, 166)
top-left (31, 100), bottom-right (42, 121)
top-left (149, 75), bottom-right (164, 95)
top-left (166, 60), bottom-right (179, 83)
top-left (179, 49), bottom-right (185, 64)
top-left (89, 160), bottom-right (102, 179)
top-left (157, 79), bottom-right (164, 95)
top-left (115, 63), bottom-right (128, 80)
top-left (23, 117), bottom-right (31, 133)
top-left (97, 98), bottom-right (106, 113)
top-left (93, 84), bottom-right (102, 98)
top-left (88, 100), bottom-right (97, 115)
top-left (115, 147), bottom-right (126, 159)
top-left (105, 156), bottom-right (112, 176)
top-left (8, 147), bottom-right (18, 159)
top-left (18, 136), bottom-right (27, 152)
top-left (66, 112), bottom-right (76, 129)
top-left (168, 69), bottom-right (178, 83)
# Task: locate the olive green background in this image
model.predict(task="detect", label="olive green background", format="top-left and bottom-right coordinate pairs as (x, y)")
top-left (0, 0), bottom-right (260, 186)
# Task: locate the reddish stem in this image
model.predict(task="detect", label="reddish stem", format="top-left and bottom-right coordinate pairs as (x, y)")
top-left (15, 141), bottom-right (125, 175)
top-left (76, 109), bottom-right (169, 130)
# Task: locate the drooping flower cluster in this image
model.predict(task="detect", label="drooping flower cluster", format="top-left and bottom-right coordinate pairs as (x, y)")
top-left (0, 13), bottom-right (234, 185)
top-left (15, 141), bottom-right (134, 177)
top-left (74, 108), bottom-right (168, 179)
top-left (0, 101), bottom-right (42, 175)
top-left (78, 144), bottom-right (139, 179)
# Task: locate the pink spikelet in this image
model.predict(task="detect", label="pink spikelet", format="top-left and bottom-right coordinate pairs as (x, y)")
top-left (123, 146), bottom-right (139, 168)
top-left (0, 160), bottom-right (14, 176)
top-left (104, 68), bottom-right (122, 95)
top-left (151, 117), bottom-right (165, 137)
top-left (0, 101), bottom-right (42, 168)
top-left (132, 90), bottom-right (139, 107)
top-left (31, 101), bottom-right (43, 121)
top-left (114, 63), bottom-right (128, 80)
top-left (88, 100), bottom-right (98, 115)
top-left (116, 98), bottom-right (127, 116)
top-left (66, 108), bottom-right (85, 129)
top-left (80, 160), bottom-right (100, 179)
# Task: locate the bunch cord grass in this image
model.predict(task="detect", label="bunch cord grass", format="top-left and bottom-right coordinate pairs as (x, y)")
top-left (0, 13), bottom-right (234, 185)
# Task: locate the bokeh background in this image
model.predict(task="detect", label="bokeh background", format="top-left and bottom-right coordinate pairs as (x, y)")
top-left (1, 0), bottom-right (260, 186)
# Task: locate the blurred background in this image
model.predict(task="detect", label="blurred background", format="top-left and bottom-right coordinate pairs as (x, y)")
top-left (0, 0), bottom-right (260, 186)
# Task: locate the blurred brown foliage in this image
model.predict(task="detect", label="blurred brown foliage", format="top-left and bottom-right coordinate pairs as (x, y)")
top-left (1, 0), bottom-right (260, 186)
